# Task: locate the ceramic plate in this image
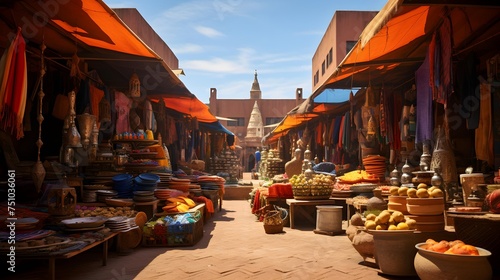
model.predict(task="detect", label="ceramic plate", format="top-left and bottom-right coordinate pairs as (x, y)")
top-left (106, 216), bottom-right (130, 223)
top-left (61, 217), bottom-right (108, 229)
top-left (62, 225), bottom-right (105, 232)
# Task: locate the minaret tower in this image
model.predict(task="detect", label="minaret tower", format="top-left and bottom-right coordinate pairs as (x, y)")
top-left (250, 70), bottom-right (261, 99)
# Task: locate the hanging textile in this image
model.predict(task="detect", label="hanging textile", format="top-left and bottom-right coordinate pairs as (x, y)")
top-left (89, 84), bottom-right (104, 124)
top-left (0, 28), bottom-right (27, 139)
top-left (415, 50), bottom-right (433, 144)
top-left (391, 92), bottom-right (402, 151)
top-left (456, 53), bottom-right (480, 129)
top-left (316, 122), bottom-right (323, 146)
top-left (166, 114), bottom-right (177, 145)
top-left (379, 89), bottom-right (387, 140)
top-left (114, 91), bottom-right (132, 134)
top-left (343, 112), bottom-right (351, 150)
top-left (337, 115), bottom-right (345, 149)
top-left (429, 17), bottom-right (453, 105)
top-left (143, 99), bottom-right (157, 132)
top-left (156, 98), bottom-right (167, 142)
top-left (0, 31), bottom-right (17, 117)
top-left (332, 117), bottom-right (341, 146)
top-left (475, 82), bottom-right (493, 166)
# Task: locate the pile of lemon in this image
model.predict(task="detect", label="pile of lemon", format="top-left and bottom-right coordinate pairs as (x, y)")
top-left (389, 183), bottom-right (444, 198)
top-left (364, 210), bottom-right (417, 230)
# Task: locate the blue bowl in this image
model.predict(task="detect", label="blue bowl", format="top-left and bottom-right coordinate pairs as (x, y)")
top-left (138, 173), bottom-right (160, 183)
top-left (112, 173), bottom-right (133, 183)
top-left (134, 176), bottom-right (158, 186)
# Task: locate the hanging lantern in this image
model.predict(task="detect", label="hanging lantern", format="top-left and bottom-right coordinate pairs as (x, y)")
top-left (129, 73), bottom-right (141, 98)
top-left (367, 115), bottom-right (376, 141)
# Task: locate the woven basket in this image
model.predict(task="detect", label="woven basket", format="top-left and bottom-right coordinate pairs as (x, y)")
top-left (263, 210), bottom-right (285, 234)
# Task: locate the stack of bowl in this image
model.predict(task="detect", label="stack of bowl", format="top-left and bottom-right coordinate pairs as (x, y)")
top-left (387, 196), bottom-right (409, 214)
top-left (133, 191), bottom-right (155, 202)
top-left (112, 174), bottom-right (134, 198)
top-left (95, 190), bottom-right (118, 203)
top-left (134, 173), bottom-right (160, 192)
top-left (406, 197), bottom-right (445, 231)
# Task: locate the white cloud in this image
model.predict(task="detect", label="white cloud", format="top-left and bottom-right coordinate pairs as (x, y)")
top-left (183, 48), bottom-right (254, 73)
top-left (194, 26), bottom-right (224, 38)
top-left (173, 43), bottom-right (204, 54)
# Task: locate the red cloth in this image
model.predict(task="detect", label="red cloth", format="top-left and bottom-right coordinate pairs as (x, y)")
top-left (1, 28), bottom-right (27, 139)
top-left (251, 190), bottom-right (261, 214)
top-left (193, 196), bottom-right (214, 214)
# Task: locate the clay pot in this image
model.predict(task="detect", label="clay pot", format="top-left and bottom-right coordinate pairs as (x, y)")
top-left (370, 230), bottom-right (417, 276)
top-left (414, 243), bottom-right (492, 280)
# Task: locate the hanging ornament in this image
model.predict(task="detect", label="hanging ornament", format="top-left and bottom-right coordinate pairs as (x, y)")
top-left (32, 41), bottom-right (46, 193)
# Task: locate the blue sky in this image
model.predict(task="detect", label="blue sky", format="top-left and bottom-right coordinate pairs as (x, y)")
top-left (105, 0), bottom-right (387, 103)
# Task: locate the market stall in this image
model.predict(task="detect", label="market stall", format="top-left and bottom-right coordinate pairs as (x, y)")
top-left (0, 2), bottom-right (232, 278)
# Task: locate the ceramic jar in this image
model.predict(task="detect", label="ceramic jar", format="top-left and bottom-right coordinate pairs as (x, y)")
top-left (367, 189), bottom-right (387, 211)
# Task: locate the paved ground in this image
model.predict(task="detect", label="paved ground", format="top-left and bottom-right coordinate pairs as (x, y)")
top-left (6, 198), bottom-right (499, 280)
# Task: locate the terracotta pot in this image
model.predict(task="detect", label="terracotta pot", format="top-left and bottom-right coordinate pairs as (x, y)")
top-left (414, 243), bottom-right (492, 280)
top-left (370, 230), bottom-right (417, 276)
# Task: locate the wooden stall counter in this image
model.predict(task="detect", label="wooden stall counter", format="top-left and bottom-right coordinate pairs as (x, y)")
top-left (18, 231), bottom-right (119, 280)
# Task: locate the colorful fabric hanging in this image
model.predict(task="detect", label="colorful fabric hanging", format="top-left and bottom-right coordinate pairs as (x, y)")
top-left (89, 84), bottom-right (104, 124)
top-left (415, 50), bottom-right (433, 144)
top-left (475, 82), bottom-right (493, 166)
top-left (0, 28), bottom-right (28, 139)
top-left (114, 91), bottom-right (132, 134)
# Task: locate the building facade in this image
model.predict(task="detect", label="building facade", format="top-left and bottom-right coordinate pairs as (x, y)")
top-left (312, 10), bottom-right (378, 93)
top-left (209, 71), bottom-right (302, 172)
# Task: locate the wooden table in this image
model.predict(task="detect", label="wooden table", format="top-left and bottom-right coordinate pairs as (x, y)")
top-left (447, 212), bottom-right (500, 275)
top-left (285, 199), bottom-right (337, 229)
top-left (20, 231), bottom-right (119, 280)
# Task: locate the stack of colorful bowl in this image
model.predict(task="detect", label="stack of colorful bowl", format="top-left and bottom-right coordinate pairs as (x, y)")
top-left (134, 173), bottom-right (160, 192)
top-left (112, 174), bottom-right (134, 198)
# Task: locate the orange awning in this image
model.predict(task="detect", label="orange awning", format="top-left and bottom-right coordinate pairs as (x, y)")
top-left (315, 0), bottom-right (500, 92)
top-left (264, 89), bottom-right (366, 143)
top-left (150, 95), bottom-right (218, 123)
top-left (0, 0), bottom-right (193, 97)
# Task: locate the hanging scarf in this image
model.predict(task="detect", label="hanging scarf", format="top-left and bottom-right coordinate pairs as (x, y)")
top-left (0, 28), bottom-right (27, 139)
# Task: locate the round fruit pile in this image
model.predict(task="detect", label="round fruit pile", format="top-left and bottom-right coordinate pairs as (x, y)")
top-left (389, 183), bottom-right (444, 198)
top-left (364, 210), bottom-right (417, 230)
top-left (421, 239), bottom-right (480, 255)
top-left (289, 173), bottom-right (334, 197)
